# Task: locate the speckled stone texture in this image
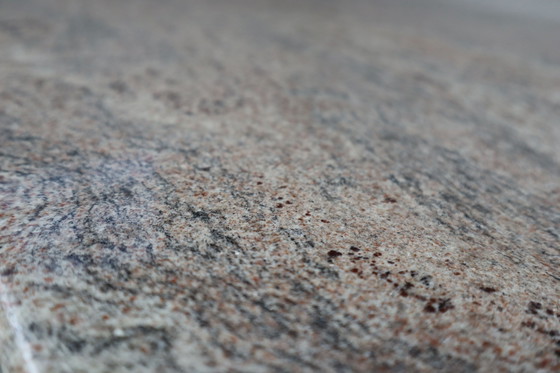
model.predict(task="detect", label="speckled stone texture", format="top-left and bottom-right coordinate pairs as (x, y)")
top-left (1, 0), bottom-right (560, 372)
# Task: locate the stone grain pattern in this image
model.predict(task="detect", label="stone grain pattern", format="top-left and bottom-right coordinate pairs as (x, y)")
top-left (1, 0), bottom-right (560, 372)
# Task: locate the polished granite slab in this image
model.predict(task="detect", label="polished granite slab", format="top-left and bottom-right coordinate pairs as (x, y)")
top-left (1, 0), bottom-right (559, 372)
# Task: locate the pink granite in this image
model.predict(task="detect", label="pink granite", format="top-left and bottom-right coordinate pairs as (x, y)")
top-left (1, 0), bottom-right (559, 372)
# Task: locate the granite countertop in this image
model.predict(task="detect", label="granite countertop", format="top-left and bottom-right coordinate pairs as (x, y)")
top-left (1, 0), bottom-right (560, 372)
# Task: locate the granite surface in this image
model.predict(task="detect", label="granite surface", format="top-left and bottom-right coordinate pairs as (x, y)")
top-left (1, 0), bottom-right (560, 372)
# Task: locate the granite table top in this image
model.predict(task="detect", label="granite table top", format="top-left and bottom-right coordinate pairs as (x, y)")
top-left (1, 0), bottom-right (560, 372)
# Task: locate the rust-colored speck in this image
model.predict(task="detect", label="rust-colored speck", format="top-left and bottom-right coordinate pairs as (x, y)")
top-left (424, 304), bottom-right (436, 313)
top-left (50, 304), bottom-right (64, 311)
top-left (328, 250), bottom-right (343, 258)
top-left (383, 195), bottom-right (397, 203)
